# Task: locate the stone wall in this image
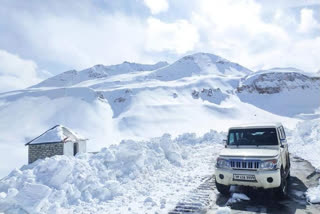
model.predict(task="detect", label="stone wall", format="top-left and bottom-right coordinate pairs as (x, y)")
top-left (28, 143), bottom-right (64, 164)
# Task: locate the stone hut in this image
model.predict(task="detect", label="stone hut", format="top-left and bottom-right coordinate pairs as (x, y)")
top-left (25, 125), bottom-right (87, 164)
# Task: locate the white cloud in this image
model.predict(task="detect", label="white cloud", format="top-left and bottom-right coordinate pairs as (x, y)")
top-left (190, 0), bottom-right (289, 67)
top-left (146, 17), bottom-right (199, 54)
top-left (186, 0), bottom-right (320, 72)
top-left (1, 0), bottom-right (320, 74)
top-left (0, 50), bottom-right (49, 93)
top-left (17, 13), bottom-right (153, 70)
top-left (298, 8), bottom-right (320, 33)
top-left (143, 0), bottom-right (169, 14)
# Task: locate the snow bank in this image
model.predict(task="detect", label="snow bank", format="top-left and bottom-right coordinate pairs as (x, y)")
top-left (0, 130), bottom-right (225, 213)
top-left (290, 118), bottom-right (320, 169)
top-left (290, 119), bottom-right (320, 204)
top-left (306, 180), bottom-right (320, 204)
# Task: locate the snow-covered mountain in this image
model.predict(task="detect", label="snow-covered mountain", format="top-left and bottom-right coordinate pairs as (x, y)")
top-left (0, 52), bottom-right (319, 178)
top-left (32, 61), bottom-right (168, 88)
top-left (149, 53), bottom-right (252, 81)
top-left (236, 67), bottom-right (320, 117)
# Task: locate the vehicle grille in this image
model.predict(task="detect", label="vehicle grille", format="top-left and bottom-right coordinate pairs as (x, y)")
top-left (230, 160), bottom-right (260, 170)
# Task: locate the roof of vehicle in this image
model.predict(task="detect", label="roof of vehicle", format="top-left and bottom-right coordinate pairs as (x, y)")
top-left (229, 122), bottom-right (283, 130)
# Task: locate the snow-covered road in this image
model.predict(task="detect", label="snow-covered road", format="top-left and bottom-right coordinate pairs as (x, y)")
top-left (1, 119), bottom-right (320, 213)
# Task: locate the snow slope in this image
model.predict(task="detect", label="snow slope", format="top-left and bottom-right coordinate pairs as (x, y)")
top-left (0, 52), bottom-right (319, 178)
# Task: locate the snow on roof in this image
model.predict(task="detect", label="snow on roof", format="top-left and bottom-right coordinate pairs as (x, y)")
top-left (26, 125), bottom-right (87, 145)
top-left (229, 123), bottom-right (283, 129)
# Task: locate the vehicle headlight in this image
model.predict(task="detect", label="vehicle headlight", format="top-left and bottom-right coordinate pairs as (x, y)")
top-left (216, 157), bottom-right (231, 169)
top-left (260, 159), bottom-right (278, 170)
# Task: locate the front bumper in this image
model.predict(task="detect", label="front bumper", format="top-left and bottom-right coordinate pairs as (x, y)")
top-left (215, 167), bottom-right (281, 189)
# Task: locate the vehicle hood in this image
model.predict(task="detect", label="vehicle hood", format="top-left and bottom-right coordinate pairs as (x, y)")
top-left (219, 147), bottom-right (279, 158)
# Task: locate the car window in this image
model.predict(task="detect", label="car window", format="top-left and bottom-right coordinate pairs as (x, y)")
top-left (228, 128), bottom-right (278, 145)
top-left (229, 133), bottom-right (235, 144)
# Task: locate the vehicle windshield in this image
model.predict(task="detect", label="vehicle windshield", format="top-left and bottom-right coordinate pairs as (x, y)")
top-left (228, 128), bottom-right (278, 146)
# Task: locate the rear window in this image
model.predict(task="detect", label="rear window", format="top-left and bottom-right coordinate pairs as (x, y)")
top-left (228, 128), bottom-right (278, 146)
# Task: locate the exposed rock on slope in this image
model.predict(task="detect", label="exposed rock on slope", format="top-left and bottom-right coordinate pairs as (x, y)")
top-left (237, 70), bottom-right (320, 94)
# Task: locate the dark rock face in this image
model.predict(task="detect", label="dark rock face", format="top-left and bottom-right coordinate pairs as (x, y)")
top-left (237, 72), bottom-right (320, 94)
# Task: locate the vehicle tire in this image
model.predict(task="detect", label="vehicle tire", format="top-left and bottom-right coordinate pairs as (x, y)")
top-left (287, 155), bottom-right (291, 178)
top-left (215, 179), bottom-right (230, 195)
top-left (275, 168), bottom-right (288, 199)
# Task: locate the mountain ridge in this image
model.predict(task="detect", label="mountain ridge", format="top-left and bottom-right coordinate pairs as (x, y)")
top-left (31, 61), bottom-right (169, 88)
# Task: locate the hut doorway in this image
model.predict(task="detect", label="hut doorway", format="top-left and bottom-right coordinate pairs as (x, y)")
top-left (73, 143), bottom-right (79, 156)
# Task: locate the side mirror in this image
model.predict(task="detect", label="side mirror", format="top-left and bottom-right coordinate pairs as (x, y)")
top-left (223, 139), bottom-right (227, 148)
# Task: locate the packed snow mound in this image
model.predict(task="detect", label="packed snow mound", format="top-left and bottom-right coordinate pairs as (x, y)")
top-left (290, 118), bottom-right (320, 169)
top-left (226, 193), bottom-right (250, 205)
top-left (149, 53), bottom-right (252, 81)
top-left (32, 61), bottom-right (168, 88)
top-left (27, 125), bottom-right (86, 145)
top-left (237, 70), bottom-right (320, 94)
top-left (306, 180), bottom-right (320, 204)
top-left (0, 131), bottom-right (225, 213)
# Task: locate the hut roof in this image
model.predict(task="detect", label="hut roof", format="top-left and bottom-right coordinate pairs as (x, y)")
top-left (25, 125), bottom-right (87, 145)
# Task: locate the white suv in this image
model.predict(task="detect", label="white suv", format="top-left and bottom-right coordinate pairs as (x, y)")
top-left (215, 123), bottom-right (290, 198)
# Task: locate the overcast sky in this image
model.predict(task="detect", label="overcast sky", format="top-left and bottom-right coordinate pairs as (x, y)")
top-left (0, 0), bottom-right (320, 92)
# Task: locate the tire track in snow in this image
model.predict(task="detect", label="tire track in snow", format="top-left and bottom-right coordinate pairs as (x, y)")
top-left (168, 175), bottom-right (216, 214)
